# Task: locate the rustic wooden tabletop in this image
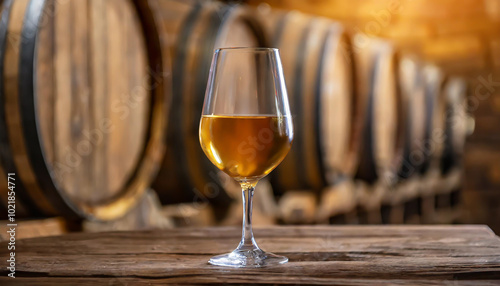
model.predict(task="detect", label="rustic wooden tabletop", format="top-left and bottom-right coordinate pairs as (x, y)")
top-left (1, 225), bottom-right (499, 285)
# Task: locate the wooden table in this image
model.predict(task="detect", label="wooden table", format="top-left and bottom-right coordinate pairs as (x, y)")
top-left (1, 225), bottom-right (500, 285)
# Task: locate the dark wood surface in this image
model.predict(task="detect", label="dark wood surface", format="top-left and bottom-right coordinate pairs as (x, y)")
top-left (0, 225), bottom-right (499, 285)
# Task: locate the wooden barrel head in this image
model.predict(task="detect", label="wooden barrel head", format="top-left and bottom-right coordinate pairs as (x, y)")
top-left (36, 0), bottom-right (149, 205)
top-left (0, 0), bottom-right (169, 219)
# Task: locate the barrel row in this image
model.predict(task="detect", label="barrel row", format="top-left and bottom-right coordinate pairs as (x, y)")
top-left (152, 3), bottom-right (469, 205)
top-left (0, 0), bottom-right (469, 223)
top-left (152, 4), bottom-right (469, 224)
top-left (256, 9), bottom-right (469, 190)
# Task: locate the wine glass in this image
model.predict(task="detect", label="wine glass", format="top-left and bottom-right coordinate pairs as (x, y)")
top-left (199, 48), bottom-right (293, 267)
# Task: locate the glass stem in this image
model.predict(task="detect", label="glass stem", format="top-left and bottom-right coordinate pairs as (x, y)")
top-left (237, 181), bottom-right (259, 251)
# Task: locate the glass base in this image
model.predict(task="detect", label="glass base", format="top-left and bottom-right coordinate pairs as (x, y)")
top-left (208, 248), bottom-right (288, 268)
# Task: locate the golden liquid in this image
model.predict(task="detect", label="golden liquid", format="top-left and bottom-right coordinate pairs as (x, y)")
top-left (200, 115), bottom-right (293, 181)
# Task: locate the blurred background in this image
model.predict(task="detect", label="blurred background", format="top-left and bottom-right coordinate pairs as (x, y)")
top-left (0, 0), bottom-right (499, 240)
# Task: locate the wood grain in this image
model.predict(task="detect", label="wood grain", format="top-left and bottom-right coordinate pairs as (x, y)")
top-left (89, 0), bottom-right (107, 195)
top-left (39, 0), bottom-right (149, 204)
top-left (0, 225), bottom-right (498, 285)
top-left (0, 0), bottom-right (35, 218)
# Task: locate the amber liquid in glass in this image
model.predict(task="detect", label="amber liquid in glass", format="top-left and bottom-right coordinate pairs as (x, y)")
top-left (200, 115), bottom-right (292, 181)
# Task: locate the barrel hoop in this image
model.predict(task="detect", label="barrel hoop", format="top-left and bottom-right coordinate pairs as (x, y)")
top-left (169, 2), bottom-right (202, 193)
top-left (0, 161), bottom-right (8, 215)
top-left (391, 54), bottom-right (405, 181)
top-left (314, 28), bottom-right (331, 187)
top-left (397, 59), bottom-right (419, 179)
top-left (19, 0), bottom-right (78, 216)
top-left (267, 13), bottom-right (295, 195)
top-left (420, 74), bottom-right (434, 174)
top-left (271, 13), bottom-right (287, 48)
top-left (343, 34), bottom-right (360, 177)
top-left (0, 0), bottom-right (33, 215)
top-left (0, 0), bottom-right (37, 217)
top-left (318, 27), bottom-right (357, 179)
top-left (357, 51), bottom-right (380, 184)
top-left (131, 0), bottom-right (170, 184)
top-left (398, 102), bottom-right (413, 178)
top-left (441, 78), bottom-right (467, 175)
top-left (233, 6), bottom-right (268, 48)
top-left (441, 101), bottom-right (454, 175)
top-left (194, 3), bottom-right (227, 182)
top-left (377, 50), bottom-right (404, 183)
top-left (170, 3), bottom-right (232, 205)
top-left (291, 20), bottom-right (314, 189)
top-left (187, 4), bottom-right (233, 203)
top-left (420, 70), bottom-right (444, 174)
top-left (0, 0), bottom-right (45, 217)
top-left (0, 0), bottom-right (8, 215)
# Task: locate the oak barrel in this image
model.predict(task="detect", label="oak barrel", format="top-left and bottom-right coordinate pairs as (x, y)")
top-left (352, 36), bottom-right (404, 184)
top-left (152, 0), bottom-right (267, 207)
top-left (256, 10), bottom-right (357, 193)
top-left (0, 0), bottom-right (169, 220)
